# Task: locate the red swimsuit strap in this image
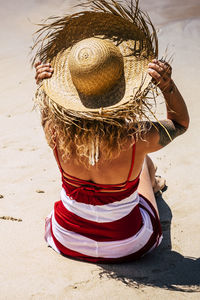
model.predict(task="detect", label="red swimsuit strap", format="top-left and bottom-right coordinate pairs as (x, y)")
top-left (53, 143), bottom-right (137, 190)
top-left (126, 142), bottom-right (136, 183)
top-left (53, 146), bottom-right (63, 173)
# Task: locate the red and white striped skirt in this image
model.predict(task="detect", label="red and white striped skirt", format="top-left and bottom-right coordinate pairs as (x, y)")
top-left (45, 188), bottom-right (162, 263)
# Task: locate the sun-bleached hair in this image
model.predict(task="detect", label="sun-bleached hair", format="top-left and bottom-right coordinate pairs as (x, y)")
top-left (38, 95), bottom-right (149, 168)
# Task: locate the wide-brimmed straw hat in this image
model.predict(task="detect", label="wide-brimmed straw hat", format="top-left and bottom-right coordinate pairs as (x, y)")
top-left (33, 0), bottom-right (158, 122)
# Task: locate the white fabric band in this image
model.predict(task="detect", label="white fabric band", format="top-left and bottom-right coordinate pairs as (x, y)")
top-left (51, 207), bottom-right (153, 258)
top-left (61, 188), bottom-right (139, 223)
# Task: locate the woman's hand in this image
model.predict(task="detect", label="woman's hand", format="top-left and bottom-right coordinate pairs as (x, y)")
top-left (34, 62), bottom-right (54, 84)
top-left (145, 58), bottom-right (189, 152)
top-left (148, 59), bottom-right (173, 93)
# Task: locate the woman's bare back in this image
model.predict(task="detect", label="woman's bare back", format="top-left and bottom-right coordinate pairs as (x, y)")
top-left (55, 139), bottom-right (146, 185)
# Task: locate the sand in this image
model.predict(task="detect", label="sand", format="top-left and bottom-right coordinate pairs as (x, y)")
top-left (0, 0), bottom-right (200, 299)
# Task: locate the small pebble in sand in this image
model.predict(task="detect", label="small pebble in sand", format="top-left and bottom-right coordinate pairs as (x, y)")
top-left (36, 190), bottom-right (45, 193)
top-left (0, 194), bottom-right (4, 199)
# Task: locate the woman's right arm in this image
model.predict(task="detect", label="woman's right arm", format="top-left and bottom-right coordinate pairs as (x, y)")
top-left (141, 60), bottom-right (190, 153)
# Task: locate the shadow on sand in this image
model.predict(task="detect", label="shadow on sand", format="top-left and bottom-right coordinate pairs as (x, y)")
top-left (98, 191), bottom-right (200, 292)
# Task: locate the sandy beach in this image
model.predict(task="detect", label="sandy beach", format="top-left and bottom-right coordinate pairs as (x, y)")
top-left (0, 0), bottom-right (200, 299)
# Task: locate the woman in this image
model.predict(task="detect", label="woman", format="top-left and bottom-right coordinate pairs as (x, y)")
top-left (33, 0), bottom-right (189, 263)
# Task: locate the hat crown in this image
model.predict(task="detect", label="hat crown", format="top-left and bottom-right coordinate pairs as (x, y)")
top-left (68, 38), bottom-right (124, 96)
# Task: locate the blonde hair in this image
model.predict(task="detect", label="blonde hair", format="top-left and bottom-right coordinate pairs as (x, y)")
top-left (39, 95), bottom-right (149, 168)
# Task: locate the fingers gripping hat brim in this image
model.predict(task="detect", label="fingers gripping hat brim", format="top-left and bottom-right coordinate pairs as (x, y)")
top-left (33, 0), bottom-right (158, 115)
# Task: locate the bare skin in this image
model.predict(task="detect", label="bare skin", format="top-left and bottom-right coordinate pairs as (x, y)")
top-left (35, 59), bottom-right (189, 215)
top-left (35, 62), bottom-right (53, 84)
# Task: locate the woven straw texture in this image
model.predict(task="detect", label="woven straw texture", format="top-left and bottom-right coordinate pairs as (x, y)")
top-left (33, 0), bottom-right (158, 123)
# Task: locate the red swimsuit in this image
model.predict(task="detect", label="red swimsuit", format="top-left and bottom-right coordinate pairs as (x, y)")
top-left (44, 145), bottom-right (162, 263)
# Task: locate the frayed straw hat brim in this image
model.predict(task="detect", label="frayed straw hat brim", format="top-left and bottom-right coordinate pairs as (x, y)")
top-left (33, 0), bottom-right (158, 118)
top-left (43, 36), bottom-right (154, 112)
